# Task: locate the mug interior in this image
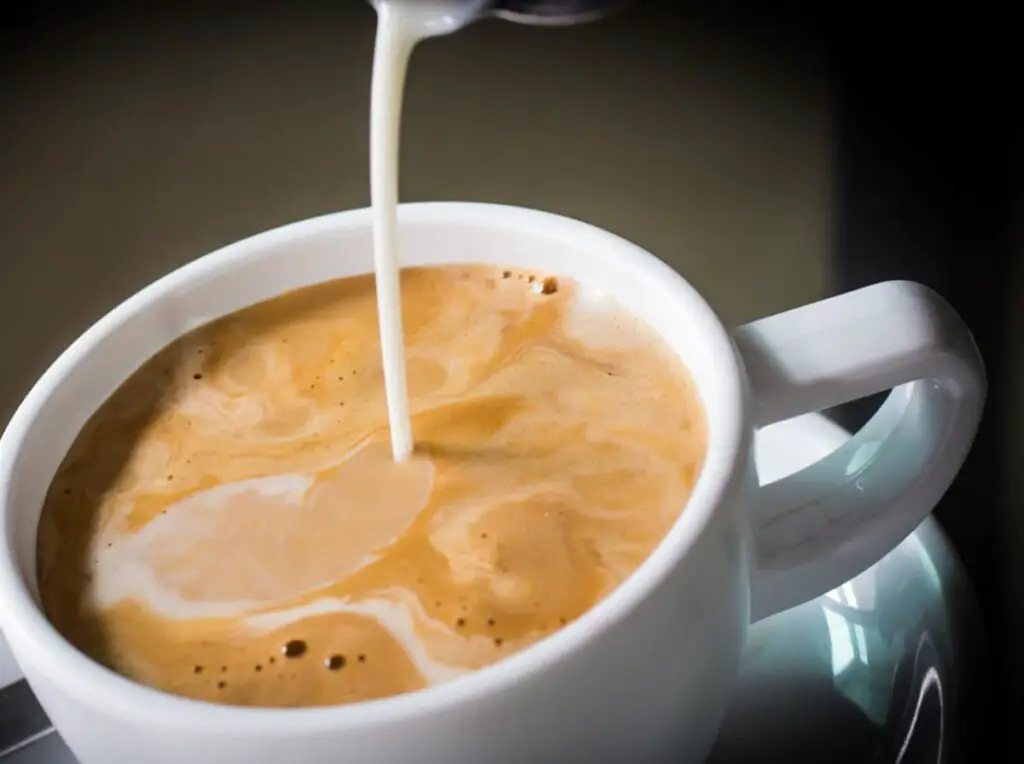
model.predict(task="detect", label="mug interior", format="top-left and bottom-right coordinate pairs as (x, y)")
top-left (0, 202), bottom-right (747, 726)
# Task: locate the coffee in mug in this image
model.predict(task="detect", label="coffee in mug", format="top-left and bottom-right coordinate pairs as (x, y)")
top-left (37, 265), bottom-right (707, 708)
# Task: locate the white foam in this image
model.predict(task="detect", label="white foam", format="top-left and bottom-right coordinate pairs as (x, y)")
top-left (561, 285), bottom-right (655, 352)
top-left (91, 474), bottom-right (316, 618)
top-left (88, 434), bottom-right (438, 625)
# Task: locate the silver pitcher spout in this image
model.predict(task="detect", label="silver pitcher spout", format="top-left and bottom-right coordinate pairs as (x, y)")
top-left (368, 0), bottom-right (633, 29)
top-left (488, 0), bottom-right (633, 25)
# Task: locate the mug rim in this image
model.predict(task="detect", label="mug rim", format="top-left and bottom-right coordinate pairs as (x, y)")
top-left (0, 202), bottom-right (749, 733)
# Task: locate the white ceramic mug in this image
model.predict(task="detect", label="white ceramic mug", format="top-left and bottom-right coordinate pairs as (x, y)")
top-left (0, 203), bottom-right (985, 763)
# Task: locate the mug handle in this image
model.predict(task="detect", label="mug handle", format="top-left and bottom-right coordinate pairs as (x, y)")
top-left (733, 281), bottom-right (986, 621)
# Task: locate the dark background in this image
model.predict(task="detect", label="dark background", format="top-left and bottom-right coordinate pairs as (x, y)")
top-left (829, 3), bottom-right (1020, 753)
top-left (1, 0), bottom-right (1020, 758)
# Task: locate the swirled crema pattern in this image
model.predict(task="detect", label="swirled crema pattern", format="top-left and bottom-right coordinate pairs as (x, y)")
top-left (37, 266), bottom-right (706, 708)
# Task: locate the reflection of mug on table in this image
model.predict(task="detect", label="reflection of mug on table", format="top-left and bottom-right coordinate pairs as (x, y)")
top-left (0, 203), bottom-right (985, 762)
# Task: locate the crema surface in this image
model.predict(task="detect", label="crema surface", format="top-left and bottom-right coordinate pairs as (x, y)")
top-left (38, 265), bottom-right (706, 708)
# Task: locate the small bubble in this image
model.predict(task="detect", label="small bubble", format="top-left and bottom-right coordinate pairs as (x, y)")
top-left (217, 681), bottom-right (227, 689)
top-left (167, 474), bottom-right (174, 480)
top-left (456, 618), bottom-right (466, 628)
top-left (282, 639), bottom-right (307, 658)
top-left (527, 274), bottom-right (536, 283)
top-left (434, 601), bottom-right (441, 608)
top-left (493, 638), bottom-right (503, 647)
top-left (559, 617), bottom-right (568, 625)
top-left (325, 655), bottom-right (346, 671)
top-left (480, 532), bottom-right (488, 539)
top-left (357, 654), bottom-right (366, 663)
top-left (487, 618), bottom-right (496, 627)
top-left (220, 666), bottom-right (227, 673)
top-left (540, 276), bottom-right (558, 295)
top-left (502, 271), bottom-right (512, 279)
top-left (193, 373), bottom-right (203, 380)
top-left (62, 487), bottom-right (71, 495)
top-left (255, 664), bottom-right (263, 672)
top-left (269, 657), bottom-right (277, 664)
top-left (193, 665), bottom-right (203, 674)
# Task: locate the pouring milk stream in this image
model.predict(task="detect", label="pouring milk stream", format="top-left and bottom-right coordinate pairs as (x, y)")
top-left (369, 1), bottom-right (488, 461)
top-left (369, 0), bottom-right (622, 460)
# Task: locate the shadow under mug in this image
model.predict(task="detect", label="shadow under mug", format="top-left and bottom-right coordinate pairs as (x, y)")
top-left (0, 203), bottom-right (985, 763)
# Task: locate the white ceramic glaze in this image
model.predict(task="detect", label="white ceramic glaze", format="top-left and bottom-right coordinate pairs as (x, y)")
top-left (0, 204), bottom-right (985, 763)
